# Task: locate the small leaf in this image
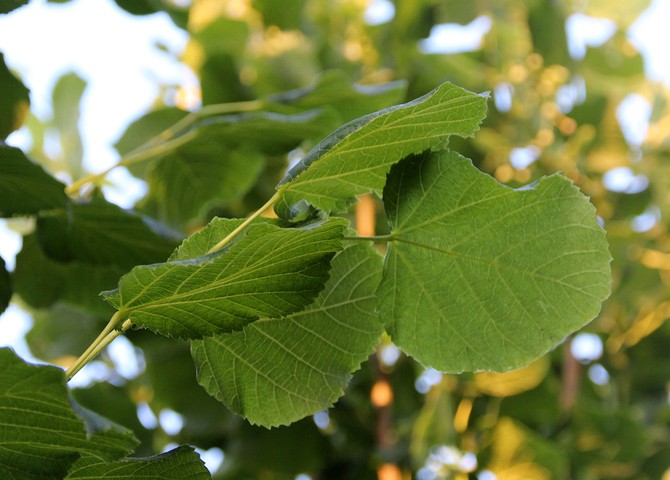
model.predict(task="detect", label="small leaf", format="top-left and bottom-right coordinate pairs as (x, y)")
top-left (191, 242), bottom-right (383, 427)
top-left (0, 256), bottom-right (10, 315)
top-left (36, 195), bottom-right (181, 270)
top-left (275, 81), bottom-right (488, 218)
top-left (103, 218), bottom-right (347, 339)
top-left (66, 445), bottom-right (211, 479)
top-left (0, 144), bottom-right (68, 217)
top-left (0, 52), bottom-right (30, 139)
top-left (378, 151), bottom-right (611, 372)
top-left (267, 69), bottom-right (408, 122)
top-left (0, 347), bottom-right (88, 479)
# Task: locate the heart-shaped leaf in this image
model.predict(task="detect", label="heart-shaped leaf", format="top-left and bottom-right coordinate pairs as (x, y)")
top-left (377, 151), bottom-right (611, 372)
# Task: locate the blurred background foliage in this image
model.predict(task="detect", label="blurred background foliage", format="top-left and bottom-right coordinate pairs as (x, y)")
top-left (3, 0), bottom-right (670, 478)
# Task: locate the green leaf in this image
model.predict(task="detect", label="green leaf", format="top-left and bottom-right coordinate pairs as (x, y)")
top-left (267, 70), bottom-right (408, 123)
top-left (378, 151), bottom-right (611, 372)
top-left (0, 52), bottom-right (30, 139)
top-left (132, 109), bottom-right (339, 229)
top-left (191, 241), bottom-right (383, 427)
top-left (13, 234), bottom-right (121, 316)
top-left (103, 218), bottom-right (347, 339)
top-left (66, 445), bottom-right (211, 479)
top-left (0, 347), bottom-right (88, 479)
top-left (0, 144), bottom-right (68, 217)
top-left (36, 195), bottom-right (181, 270)
top-left (275, 81), bottom-right (488, 219)
top-left (69, 399), bottom-right (139, 462)
top-left (0, 256), bottom-right (10, 314)
top-left (51, 72), bottom-right (87, 180)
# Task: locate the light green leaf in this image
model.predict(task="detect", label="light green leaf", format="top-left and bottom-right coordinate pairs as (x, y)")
top-left (378, 151), bottom-right (611, 372)
top-left (275, 81), bottom-right (488, 219)
top-left (0, 347), bottom-right (88, 479)
top-left (191, 242), bottom-right (383, 427)
top-left (66, 445), bottom-right (211, 479)
top-left (0, 144), bottom-right (68, 217)
top-left (103, 218), bottom-right (347, 339)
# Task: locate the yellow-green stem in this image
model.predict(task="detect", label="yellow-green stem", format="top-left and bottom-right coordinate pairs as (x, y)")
top-left (206, 188), bottom-right (285, 254)
top-left (65, 311), bottom-right (123, 381)
top-left (65, 99), bottom-right (264, 196)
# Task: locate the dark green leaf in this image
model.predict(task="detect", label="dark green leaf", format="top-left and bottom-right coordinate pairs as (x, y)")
top-left (275, 81), bottom-right (488, 218)
top-left (0, 347), bottom-right (88, 479)
top-left (103, 218), bottom-right (347, 339)
top-left (0, 256), bottom-right (10, 314)
top-left (192, 242), bottom-right (383, 427)
top-left (66, 445), bottom-right (211, 479)
top-left (378, 151), bottom-right (611, 372)
top-left (13, 234), bottom-right (121, 316)
top-left (36, 195), bottom-right (181, 270)
top-left (0, 52), bottom-right (30, 139)
top-left (0, 144), bottom-right (68, 217)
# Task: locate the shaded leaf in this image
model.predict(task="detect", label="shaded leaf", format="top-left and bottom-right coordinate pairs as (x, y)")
top-left (0, 347), bottom-right (88, 479)
top-left (0, 52), bottom-right (30, 139)
top-left (378, 151), bottom-right (611, 372)
top-left (0, 256), bottom-right (10, 314)
top-left (103, 218), bottom-right (347, 339)
top-left (13, 235), bottom-right (121, 316)
top-left (36, 195), bottom-right (181, 270)
top-left (0, 144), bottom-right (68, 217)
top-left (275, 81), bottom-right (488, 218)
top-left (66, 445), bottom-right (210, 479)
top-left (268, 69), bottom-right (408, 122)
top-left (132, 109), bottom-right (338, 229)
top-left (69, 399), bottom-right (139, 462)
top-left (192, 241), bottom-right (383, 427)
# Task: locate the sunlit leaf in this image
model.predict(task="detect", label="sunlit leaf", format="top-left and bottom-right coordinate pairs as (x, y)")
top-left (103, 218), bottom-right (347, 339)
top-left (192, 242), bottom-right (383, 427)
top-left (0, 145), bottom-right (68, 217)
top-left (275, 81), bottom-right (488, 218)
top-left (378, 151), bottom-right (611, 372)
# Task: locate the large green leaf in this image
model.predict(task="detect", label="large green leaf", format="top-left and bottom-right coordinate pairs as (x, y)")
top-left (0, 145), bottom-right (68, 217)
top-left (378, 151), bottom-right (611, 372)
top-left (0, 348), bottom-right (88, 479)
top-left (275, 81), bottom-right (488, 218)
top-left (65, 446), bottom-right (210, 479)
top-left (103, 218), bottom-right (347, 339)
top-left (191, 241), bottom-right (383, 427)
top-left (36, 195), bottom-right (181, 270)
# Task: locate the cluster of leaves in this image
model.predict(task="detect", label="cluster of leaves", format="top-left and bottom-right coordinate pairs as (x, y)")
top-left (1, 0), bottom-right (668, 478)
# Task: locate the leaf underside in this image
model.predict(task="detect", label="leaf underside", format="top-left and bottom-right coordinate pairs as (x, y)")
top-left (378, 151), bottom-right (612, 372)
top-left (191, 242), bottom-right (383, 427)
top-left (275, 81), bottom-right (488, 218)
top-left (104, 218), bottom-right (347, 339)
